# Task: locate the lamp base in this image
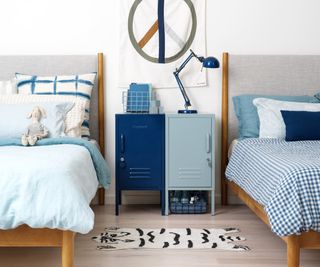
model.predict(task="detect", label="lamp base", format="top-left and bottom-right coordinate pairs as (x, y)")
top-left (178, 109), bottom-right (198, 114)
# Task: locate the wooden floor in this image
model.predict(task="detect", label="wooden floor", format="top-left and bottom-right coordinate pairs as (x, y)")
top-left (0, 205), bottom-right (320, 267)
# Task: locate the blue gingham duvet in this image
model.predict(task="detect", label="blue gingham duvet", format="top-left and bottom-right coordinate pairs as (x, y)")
top-left (226, 138), bottom-right (320, 236)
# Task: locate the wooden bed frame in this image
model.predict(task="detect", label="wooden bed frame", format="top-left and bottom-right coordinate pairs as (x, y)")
top-left (220, 52), bottom-right (320, 267)
top-left (0, 53), bottom-right (106, 267)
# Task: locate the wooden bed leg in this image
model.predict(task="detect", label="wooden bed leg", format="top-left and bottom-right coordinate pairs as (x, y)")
top-left (287, 235), bottom-right (300, 267)
top-left (62, 231), bottom-right (75, 267)
top-left (222, 180), bottom-right (228, 205)
top-left (98, 187), bottom-right (105, 205)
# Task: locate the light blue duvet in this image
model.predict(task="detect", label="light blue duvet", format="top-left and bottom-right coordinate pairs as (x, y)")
top-left (0, 138), bottom-right (111, 234)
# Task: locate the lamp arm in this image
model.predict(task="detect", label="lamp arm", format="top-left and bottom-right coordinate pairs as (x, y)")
top-left (173, 49), bottom-right (205, 111)
top-left (174, 73), bottom-right (191, 108)
top-left (175, 52), bottom-right (194, 74)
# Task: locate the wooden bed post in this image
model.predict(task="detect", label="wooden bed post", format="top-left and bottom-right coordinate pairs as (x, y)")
top-left (287, 235), bottom-right (300, 267)
top-left (62, 231), bottom-right (75, 267)
top-left (221, 52), bottom-right (229, 205)
top-left (98, 52), bottom-right (105, 206)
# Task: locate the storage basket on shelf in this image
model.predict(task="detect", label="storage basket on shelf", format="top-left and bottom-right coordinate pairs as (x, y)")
top-left (122, 83), bottom-right (162, 114)
top-left (169, 191), bottom-right (207, 214)
top-left (122, 90), bottom-right (152, 113)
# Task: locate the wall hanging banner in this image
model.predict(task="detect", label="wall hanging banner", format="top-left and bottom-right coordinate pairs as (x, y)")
top-left (119, 0), bottom-right (206, 89)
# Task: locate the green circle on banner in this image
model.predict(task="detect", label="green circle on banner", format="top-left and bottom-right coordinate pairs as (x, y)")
top-left (128, 0), bottom-right (197, 64)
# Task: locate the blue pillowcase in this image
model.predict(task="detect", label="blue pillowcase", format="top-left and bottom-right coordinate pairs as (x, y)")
top-left (233, 95), bottom-right (319, 139)
top-left (281, 110), bottom-right (320, 141)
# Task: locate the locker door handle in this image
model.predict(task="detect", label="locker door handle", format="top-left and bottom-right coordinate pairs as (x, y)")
top-left (120, 134), bottom-right (125, 153)
top-left (206, 133), bottom-right (211, 153)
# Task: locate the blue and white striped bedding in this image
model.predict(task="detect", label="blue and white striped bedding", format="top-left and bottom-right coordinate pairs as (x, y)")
top-left (226, 138), bottom-right (320, 236)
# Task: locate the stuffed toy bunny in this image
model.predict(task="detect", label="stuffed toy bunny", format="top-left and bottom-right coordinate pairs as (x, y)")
top-left (21, 106), bottom-right (49, 146)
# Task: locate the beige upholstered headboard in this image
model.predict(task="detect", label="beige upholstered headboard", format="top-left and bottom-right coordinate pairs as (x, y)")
top-left (0, 54), bottom-right (105, 154)
top-left (221, 53), bottom-right (320, 204)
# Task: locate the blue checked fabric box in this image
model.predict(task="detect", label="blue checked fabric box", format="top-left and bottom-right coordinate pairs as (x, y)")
top-left (170, 191), bottom-right (208, 214)
top-left (170, 201), bottom-right (207, 214)
top-left (124, 83), bottom-right (153, 113)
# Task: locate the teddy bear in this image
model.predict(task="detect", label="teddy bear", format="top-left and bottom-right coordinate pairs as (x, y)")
top-left (21, 106), bottom-right (49, 146)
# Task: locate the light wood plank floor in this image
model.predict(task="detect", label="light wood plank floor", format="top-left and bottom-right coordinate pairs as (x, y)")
top-left (0, 205), bottom-right (319, 267)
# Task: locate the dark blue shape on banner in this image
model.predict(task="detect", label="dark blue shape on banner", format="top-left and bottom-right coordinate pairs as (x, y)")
top-left (158, 0), bottom-right (165, 63)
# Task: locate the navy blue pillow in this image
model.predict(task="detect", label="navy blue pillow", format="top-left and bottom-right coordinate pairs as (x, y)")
top-left (281, 110), bottom-right (320, 141)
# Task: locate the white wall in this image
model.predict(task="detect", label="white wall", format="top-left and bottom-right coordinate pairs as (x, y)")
top-left (1, 0), bottom-right (320, 204)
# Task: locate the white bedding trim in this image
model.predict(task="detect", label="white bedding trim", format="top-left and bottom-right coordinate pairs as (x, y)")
top-left (0, 79), bottom-right (17, 94)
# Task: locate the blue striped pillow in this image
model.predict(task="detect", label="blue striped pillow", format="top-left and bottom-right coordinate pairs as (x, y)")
top-left (16, 73), bottom-right (96, 138)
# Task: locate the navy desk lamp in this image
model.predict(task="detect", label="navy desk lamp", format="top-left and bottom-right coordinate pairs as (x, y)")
top-left (173, 49), bottom-right (220, 114)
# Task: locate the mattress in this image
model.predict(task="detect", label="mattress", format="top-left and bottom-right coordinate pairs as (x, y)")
top-left (226, 138), bottom-right (320, 236)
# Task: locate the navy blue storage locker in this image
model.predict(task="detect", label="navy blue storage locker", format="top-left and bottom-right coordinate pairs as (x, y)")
top-left (115, 114), bottom-right (165, 215)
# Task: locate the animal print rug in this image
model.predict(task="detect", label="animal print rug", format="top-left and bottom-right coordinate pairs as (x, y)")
top-left (92, 227), bottom-right (250, 251)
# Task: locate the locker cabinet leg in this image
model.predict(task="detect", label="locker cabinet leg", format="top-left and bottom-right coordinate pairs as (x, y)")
top-left (161, 190), bottom-right (165, 215)
top-left (115, 190), bottom-right (120, 216)
top-left (119, 190), bottom-right (122, 205)
top-left (165, 190), bottom-right (169, 216)
top-left (115, 205), bottom-right (119, 216)
top-left (211, 190), bottom-right (215, 216)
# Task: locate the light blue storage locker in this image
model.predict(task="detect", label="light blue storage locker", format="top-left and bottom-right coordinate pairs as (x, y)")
top-left (165, 114), bottom-right (215, 215)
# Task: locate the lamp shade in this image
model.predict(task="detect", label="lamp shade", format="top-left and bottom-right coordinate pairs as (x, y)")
top-left (203, 57), bottom-right (220, 69)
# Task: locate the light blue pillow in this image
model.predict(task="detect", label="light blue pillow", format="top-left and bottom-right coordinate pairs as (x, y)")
top-left (233, 94), bottom-right (319, 139)
top-left (0, 102), bottom-right (74, 139)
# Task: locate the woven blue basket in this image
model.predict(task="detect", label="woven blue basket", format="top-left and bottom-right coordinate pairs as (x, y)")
top-left (170, 201), bottom-right (207, 214)
top-left (170, 191), bottom-right (208, 214)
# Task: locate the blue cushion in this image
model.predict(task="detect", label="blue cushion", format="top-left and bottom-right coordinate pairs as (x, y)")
top-left (233, 95), bottom-right (319, 139)
top-left (281, 110), bottom-right (320, 141)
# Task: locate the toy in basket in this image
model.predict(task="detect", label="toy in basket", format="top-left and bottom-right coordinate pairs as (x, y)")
top-left (170, 191), bottom-right (207, 214)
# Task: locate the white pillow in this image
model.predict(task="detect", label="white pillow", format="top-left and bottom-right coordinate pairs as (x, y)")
top-left (0, 79), bottom-right (17, 94)
top-left (0, 95), bottom-right (86, 138)
top-left (253, 98), bottom-right (320, 138)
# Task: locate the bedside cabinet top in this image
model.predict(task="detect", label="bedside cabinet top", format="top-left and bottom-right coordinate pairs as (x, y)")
top-left (115, 114), bottom-right (214, 119)
top-left (116, 113), bottom-right (165, 117)
top-left (165, 113), bottom-right (215, 119)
